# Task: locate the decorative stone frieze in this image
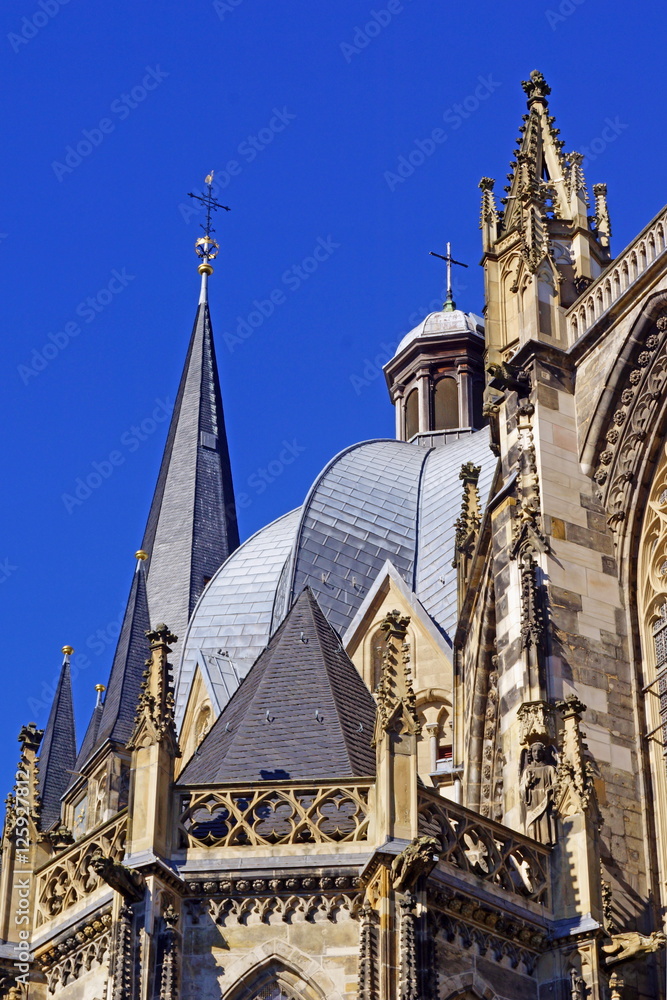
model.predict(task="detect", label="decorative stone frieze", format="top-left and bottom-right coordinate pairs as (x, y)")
top-left (592, 314), bottom-right (667, 527)
top-left (398, 892), bottom-right (418, 1000)
top-left (38, 908), bottom-right (112, 994)
top-left (517, 701), bottom-right (557, 746)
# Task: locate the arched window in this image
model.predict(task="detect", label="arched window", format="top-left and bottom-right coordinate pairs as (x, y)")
top-left (195, 704), bottom-right (212, 745)
top-left (405, 388), bottom-right (419, 439)
top-left (253, 986), bottom-right (298, 1000)
top-left (638, 440), bottom-right (667, 895)
top-left (472, 380), bottom-right (486, 428)
top-left (433, 377), bottom-right (459, 430)
top-left (370, 627), bottom-right (385, 690)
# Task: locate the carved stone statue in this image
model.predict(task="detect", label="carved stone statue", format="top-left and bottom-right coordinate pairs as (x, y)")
top-left (89, 851), bottom-right (146, 903)
top-left (520, 742), bottom-right (558, 845)
top-left (601, 929), bottom-right (667, 966)
top-left (390, 835), bottom-right (439, 892)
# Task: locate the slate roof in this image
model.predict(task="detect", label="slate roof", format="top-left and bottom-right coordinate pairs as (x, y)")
top-left (394, 307), bottom-right (484, 356)
top-left (416, 428), bottom-right (497, 637)
top-left (179, 430), bottom-right (497, 732)
top-left (76, 289), bottom-right (239, 763)
top-left (175, 509), bottom-right (301, 729)
top-left (91, 559), bottom-right (151, 753)
top-left (73, 701), bottom-right (104, 777)
top-left (283, 440), bottom-right (429, 634)
top-left (179, 588), bottom-right (376, 784)
top-left (38, 658), bottom-right (76, 830)
top-left (141, 298), bottom-right (239, 662)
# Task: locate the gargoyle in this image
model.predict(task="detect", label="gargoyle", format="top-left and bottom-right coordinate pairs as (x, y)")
top-left (89, 850), bottom-right (146, 904)
top-left (45, 824), bottom-right (74, 850)
top-left (390, 835), bottom-right (440, 892)
top-left (601, 929), bottom-right (666, 966)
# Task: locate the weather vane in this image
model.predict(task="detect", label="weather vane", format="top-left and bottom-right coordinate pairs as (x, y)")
top-left (429, 241), bottom-right (468, 311)
top-left (187, 171), bottom-right (231, 273)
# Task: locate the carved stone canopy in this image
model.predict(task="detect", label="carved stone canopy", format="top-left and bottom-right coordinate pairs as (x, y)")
top-left (517, 701), bottom-right (557, 746)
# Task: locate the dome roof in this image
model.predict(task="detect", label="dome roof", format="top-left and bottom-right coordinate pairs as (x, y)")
top-left (176, 429), bottom-right (497, 728)
top-left (394, 308), bottom-right (484, 357)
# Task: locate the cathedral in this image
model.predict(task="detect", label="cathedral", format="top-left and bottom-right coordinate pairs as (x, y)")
top-left (2, 68), bottom-right (667, 1000)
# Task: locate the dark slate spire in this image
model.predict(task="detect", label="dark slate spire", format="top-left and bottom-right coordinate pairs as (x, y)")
top-left (38, 649), bottom-right (77, 831)
top-left (140, 284), bottom-right (239, 654)
top-left (72, 700), bottom-right (104, 779)
top-left (93, 556), bottom-right (151, 750)
top-left (179, 588), bottom-right (376, 784)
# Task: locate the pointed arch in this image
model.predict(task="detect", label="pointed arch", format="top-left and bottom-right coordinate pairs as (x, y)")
top-left (579, 289), bottom-right (667, 475)
top-left (439, 969), bottom-right (503, 999)
top-left (222, 940), bottom-right (343, 1000)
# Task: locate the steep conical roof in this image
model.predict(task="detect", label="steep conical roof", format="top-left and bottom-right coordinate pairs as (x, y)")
top-left (179, 588), bottom-right (376, 784)
top-left (72, 700), bottom-right (104, 778)
top-left (38, 655), bottom-right (76, 830)
top-left (92, 558), bottom-right (151, 751)
top-left (141, 293), bottom-right (239, 653)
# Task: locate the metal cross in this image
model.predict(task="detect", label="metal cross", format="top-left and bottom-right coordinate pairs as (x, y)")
top-left (187, 171), bottom-right (231, 266)
top-left (429, 242), bottom-right (468, 310)
top-left (188, 171), bottom-right (230, 237)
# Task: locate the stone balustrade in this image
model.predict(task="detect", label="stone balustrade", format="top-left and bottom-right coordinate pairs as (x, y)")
top-left (418, 788), bottom-right (550, 906)
top-left (177, 779), bottom-right (372, 849)
top-left (567, 207), bottom-right (667, 342)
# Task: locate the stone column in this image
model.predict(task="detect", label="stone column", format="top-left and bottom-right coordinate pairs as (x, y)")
top-left (424, 723), bottom-right (439, 775)
top-left (457, 362), bottom-right (472, 429)
top-left (417, 370), bottom-right (431, 433)
top-left (393, 387), bottom-right (404, 441)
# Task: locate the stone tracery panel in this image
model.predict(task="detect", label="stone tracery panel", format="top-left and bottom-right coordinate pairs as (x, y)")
top-left (177, 782), bottom-right (371, 849)
top-left (418, 789), bottom-right (550, 905)
top-left (35, 813), bottom-right (127, 926)
top-left (639, 443), bottom-right (667, 750)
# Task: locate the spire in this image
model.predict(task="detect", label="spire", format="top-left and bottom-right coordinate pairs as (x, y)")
top-left (479, 71), bottom-right (612, 358)
top-left (37, 648), bottom-right (76, 830)
top-left (72, 697), bottom-right (104, 777)
top-left (91, 554), bottom-right (151, 753)
top-left (140, 177), bottom-right (238, 656)
top-left (179, 588), bottom-right (376, 784)
top-left (76, 180), bottom-right (238, 767)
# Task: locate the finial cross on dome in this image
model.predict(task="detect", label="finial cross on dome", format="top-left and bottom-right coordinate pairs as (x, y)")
top-left (429, 242), bottom-right (468, 312)
top-left (187, 171), bottom-right (231, 272)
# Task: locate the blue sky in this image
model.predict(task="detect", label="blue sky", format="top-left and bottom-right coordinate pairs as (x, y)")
top-left (0, 0), bottom-right (664, 792)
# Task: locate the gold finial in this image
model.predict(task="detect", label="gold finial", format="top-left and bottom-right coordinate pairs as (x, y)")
top-left (135, 550), bottom-right (148, 561)
top-left (95, 684), bottom-right (106, 692)
top-left (62, 645), bottom-right (74, 656)
top-left (95, 683), bottom-right (106, 707)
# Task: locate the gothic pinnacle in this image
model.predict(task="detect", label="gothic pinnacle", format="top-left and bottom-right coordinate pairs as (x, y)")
top-left (521, 70), bottom-right (551, 105)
